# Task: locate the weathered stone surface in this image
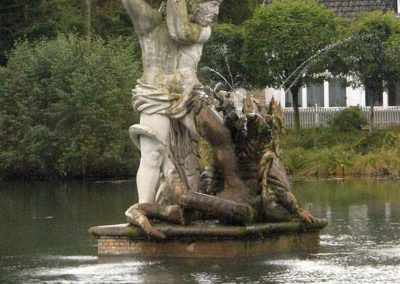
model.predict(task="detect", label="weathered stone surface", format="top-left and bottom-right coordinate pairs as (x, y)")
top-left (89, 219), bottom-right (327, 257)
top-left (90, 219), bottom-right (327, 239)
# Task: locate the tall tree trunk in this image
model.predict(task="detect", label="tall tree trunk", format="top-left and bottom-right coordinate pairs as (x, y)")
top-left (368, 80), bottom-right (383, 136)
top-left (85, 0), bottom-right (91, 43)
top-left (291, 84), bottom-right (301, 131)
top-left (369, 94), bottom-right (374, 136)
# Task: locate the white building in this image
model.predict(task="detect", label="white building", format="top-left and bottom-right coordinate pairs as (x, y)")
top-left (263, 0), bottom-right (400, 110)
top-left (266, 79), bottom-right (400, 109)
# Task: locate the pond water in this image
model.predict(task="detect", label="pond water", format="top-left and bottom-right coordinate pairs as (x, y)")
top-left (0, 179), bottom-right (399, 283)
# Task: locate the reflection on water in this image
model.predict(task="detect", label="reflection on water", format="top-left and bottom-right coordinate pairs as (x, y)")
top-left (0, 179), bottom-right (400, 283)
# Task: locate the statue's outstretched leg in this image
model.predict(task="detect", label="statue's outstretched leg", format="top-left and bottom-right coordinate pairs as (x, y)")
top-left (163, 155), bottom-right (254, 224)
top-left (178, 191), bottom-right (254, 224)
top-left (125, 156), bottom-right (189, 239)
top-left (126, 203), bottom-right (187, 225)
top-left (125, 203), bottom-right (193, 239)
top-left (126, 159), bottom-right (254, 239)
top-left (125, 204), bottom-right (167, 239)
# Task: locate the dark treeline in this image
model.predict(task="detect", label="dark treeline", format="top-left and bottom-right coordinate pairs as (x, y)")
top-left (0, 0), bottom-right (133, 65)
top-left (0, 0), bottom-right (262, 65)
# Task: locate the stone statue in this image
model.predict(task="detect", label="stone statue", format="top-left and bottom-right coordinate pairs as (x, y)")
top-left (123, 0), bottom-right (315, 239)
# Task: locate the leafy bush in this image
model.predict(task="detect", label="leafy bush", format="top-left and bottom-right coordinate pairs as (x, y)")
top-left (328, 107), bottom-right (367, 132)
top-left (0, 35), bottom-right (140, 179)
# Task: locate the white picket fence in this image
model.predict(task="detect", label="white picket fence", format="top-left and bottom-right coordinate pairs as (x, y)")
top-left (283, 106), bottom-right (400, 128)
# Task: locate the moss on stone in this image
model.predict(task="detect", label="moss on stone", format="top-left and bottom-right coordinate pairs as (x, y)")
top-left (130, 227), bottom-right (139, 238)
top-left (199, 139), bottom-right (213, 169)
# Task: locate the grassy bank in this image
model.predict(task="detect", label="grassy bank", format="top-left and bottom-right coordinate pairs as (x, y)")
top-left (280, 128), bottom-right (400, 178)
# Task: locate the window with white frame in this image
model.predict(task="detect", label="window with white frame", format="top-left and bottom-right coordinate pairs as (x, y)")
top-left (365, 84), bottom-right (383, 107)
top-left (397, 0), bottom-right (400, 14)
top-left (307, 83), bottom-right (324, 107)
top-left (329, 78), bottom-right (346, 107)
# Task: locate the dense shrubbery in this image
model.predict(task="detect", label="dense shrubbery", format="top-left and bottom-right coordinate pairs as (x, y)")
top-left (328, 107), bottom-right (367, 132)
top-left (280, 128), bottom-right (400, 177)
top-left (0, 35), bottom-right (140, 179)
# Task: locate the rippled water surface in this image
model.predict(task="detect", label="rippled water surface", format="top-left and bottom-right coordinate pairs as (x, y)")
top-left (1, 179), bottom-right (399, 283)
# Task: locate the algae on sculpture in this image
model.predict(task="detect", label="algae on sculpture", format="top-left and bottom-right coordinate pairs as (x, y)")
top-left (123, 0), bottom-right (314, 239)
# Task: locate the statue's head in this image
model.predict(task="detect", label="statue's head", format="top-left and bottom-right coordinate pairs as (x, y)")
top-left (189, 0), bottom-right (222, 27)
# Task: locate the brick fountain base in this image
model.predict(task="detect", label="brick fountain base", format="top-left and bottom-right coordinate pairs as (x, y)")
top-left (89, 219), bottom-right (327, 258)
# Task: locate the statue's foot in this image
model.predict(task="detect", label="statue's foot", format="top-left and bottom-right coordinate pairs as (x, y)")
top-left (298, 209), bottom-right (316, 223)
top-left (125, 205), bottom-right (166, 239)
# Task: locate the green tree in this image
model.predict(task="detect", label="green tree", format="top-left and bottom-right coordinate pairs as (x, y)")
top-left (341, 11), bottom-right (400, 134)
top-left (241, 0), bottom-right (341, 129)
top-left (0, 35), bottom-right (141, 179)
top-left (200, 23), bottom-right (248, 89)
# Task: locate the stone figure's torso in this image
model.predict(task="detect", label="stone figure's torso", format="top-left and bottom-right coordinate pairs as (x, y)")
top-left (178, 43), bottom-right (205, 89)
top-left (139, 24), bottom-right (180, 89)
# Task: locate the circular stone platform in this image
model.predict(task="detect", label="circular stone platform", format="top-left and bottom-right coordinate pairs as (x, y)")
top-left (89, 219), bottom-right (327, 258)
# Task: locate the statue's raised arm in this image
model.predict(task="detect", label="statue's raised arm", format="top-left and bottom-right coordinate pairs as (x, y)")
top-left (166, 0), bottom-right (218, 44)
top-left (122, 0), bottom-right (163, 35)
